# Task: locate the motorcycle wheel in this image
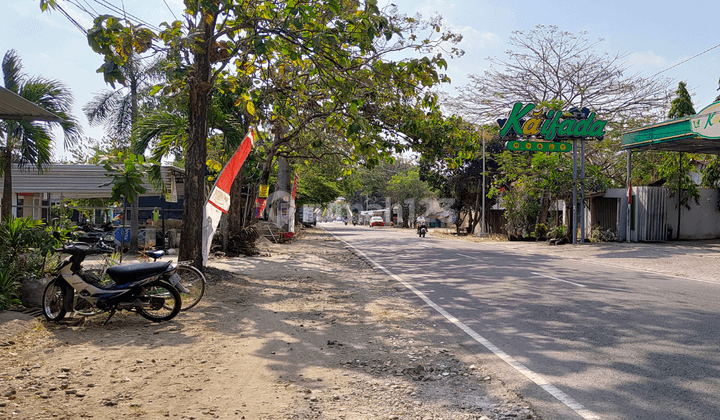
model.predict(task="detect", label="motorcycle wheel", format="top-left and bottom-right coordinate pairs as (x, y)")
top-left (42, 279), bottom-right (67, 322)
top-left (175, 264), bottom-right (206, 311)
top-left (137, 280), bottom-right (181, 322)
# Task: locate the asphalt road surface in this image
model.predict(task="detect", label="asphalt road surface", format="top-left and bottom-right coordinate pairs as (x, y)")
top-left (323, 223), bottom-right (720, 420)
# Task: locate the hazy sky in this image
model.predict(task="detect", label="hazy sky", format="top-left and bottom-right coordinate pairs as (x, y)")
top-left (2, 0), bottom-right (719, 159)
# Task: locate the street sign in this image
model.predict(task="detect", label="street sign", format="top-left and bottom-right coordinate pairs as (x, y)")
top-left (506, 140), bottom-right (572, 152)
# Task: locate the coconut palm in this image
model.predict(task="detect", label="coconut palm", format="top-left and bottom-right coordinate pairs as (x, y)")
top-left (83, 56), bottom-right (161, 251)
top-left (0, 49), bottom-right (81, 220)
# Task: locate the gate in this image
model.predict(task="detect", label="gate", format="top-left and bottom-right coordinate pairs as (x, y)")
top-left (636, 186), bottom-right (668, 242)
top-left (592, 197), bottom-right (618, 231)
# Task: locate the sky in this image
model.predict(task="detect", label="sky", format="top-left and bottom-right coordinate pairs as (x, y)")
top-left (2, 0), bottom-right (719, 160)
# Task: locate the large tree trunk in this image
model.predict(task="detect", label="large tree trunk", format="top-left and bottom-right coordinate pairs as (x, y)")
top-left (179, 16), bottom-right (214, 270)
top-left (2, 147), bottom-right (12, 220)
top-left (227, 169), bottom-right (245, 239)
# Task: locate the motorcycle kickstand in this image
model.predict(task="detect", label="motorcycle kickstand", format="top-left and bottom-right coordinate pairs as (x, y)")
top-left (103, 307), bottom-right (118, 326)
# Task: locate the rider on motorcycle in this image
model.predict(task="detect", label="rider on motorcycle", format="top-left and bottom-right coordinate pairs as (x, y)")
top-left (416, 216), bottom-right (427, 233)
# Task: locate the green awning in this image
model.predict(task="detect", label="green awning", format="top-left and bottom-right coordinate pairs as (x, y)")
top-left (622, 101), bottom-right (720, 154)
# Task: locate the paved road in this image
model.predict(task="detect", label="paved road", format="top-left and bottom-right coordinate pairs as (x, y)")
top-left (323, 223), bottom-right (720, 420)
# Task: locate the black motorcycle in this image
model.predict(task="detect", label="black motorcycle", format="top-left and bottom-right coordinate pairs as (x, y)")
top-left (417, 224), bottom-right (427, 237)
top-left (43, 242), bottom-right (183, 325)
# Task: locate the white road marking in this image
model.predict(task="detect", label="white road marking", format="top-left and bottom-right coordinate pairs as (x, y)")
top-left (327, 232), bottom-right (601, 420)
top-left (532, 272), bottom-right (587, 288)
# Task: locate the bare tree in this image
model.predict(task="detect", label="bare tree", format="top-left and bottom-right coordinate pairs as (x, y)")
top-left (448, 25), bottom-right (671, 126)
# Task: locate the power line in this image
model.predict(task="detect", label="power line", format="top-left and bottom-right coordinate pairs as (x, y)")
top-left (649, 41), bottom-right (720, 79)
top-left (162, 0), bottom-right (178, 21)
top-left (55, 3), bottom-right (88, 35)
top-left (89, 0), bottom-right (161, 31)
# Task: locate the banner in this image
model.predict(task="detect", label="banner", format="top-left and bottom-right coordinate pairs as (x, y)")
top-left (288, 172), bottom-right (298, 236)
top-left (202, 129), bottom-right (256, 265)
top-left (258, 184), bottom-right (269, 198)
top-left (255, 197), bottom-right (267, 218)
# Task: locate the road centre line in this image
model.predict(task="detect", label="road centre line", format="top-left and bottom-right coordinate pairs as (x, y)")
top-left (327, 231), bottom-right (601, 420)
top-left (532, 272), bottom-right (587, 288)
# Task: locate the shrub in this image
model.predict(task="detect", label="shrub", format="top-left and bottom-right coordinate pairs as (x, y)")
top-left (533, 223), bottom-right (548, 240)
top-left (548, 224), bottom-right (567, 239)
top-left (0, 216), bottom-right (71, 307)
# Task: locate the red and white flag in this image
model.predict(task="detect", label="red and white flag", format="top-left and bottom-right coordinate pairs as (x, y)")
top-left (202, 129), bottom-right (256, 264)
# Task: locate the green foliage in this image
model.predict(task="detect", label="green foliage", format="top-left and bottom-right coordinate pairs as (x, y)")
top-left (296, 171), bottom-right (342, 208)
top-left (1, 49), bottom-right (81, 219)
top-left (668, 82), bottom-right (696, 119)
top-left (100, 152), bottom-right (157, 204)
top-left (0, 216), bottom-right (70, 307)
top-left (701, 155), bottom-right (720, 188)
top-left (658, 152), bottom-right (700, 210)
top-left (533, 223), bottom-right (548, 239)
top-left (386, 167), bottom-right (434, 203)
top-left (548, 224), bottom-right (567, 240)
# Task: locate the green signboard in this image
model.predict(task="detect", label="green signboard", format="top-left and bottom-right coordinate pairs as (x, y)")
top-left (498, 102), bottom-right (607, 140)
top-left (506, 140), bottom-right (572, 152)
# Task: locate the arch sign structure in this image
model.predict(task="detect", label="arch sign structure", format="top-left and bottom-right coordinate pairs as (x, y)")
top-left (498, 102), bottom-right (609, 244)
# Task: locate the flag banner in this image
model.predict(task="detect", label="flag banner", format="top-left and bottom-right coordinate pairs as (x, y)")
top-left (207, 130), bottom-right (256, 213)
top-left (202, 129), bottom-right (256, 265)
top-left (628, 180), bottom-right (633, 206)
top-left (288, 172), bottom-right (298, 235)
top-left (255, 197), bottom-right (267, 218)
top-left (166, 175), bottom-right (178, 203)
top-left (259, 184), bottom-right (269, 198)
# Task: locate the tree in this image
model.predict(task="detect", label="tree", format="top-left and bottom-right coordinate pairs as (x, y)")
top-left (662, 81), bottom-right (698, 239)
top-left (450, 25), bottom-right (671, 126)
top-left (0, 49), bottom-right (81, 220)
top-left (84, 56), bottom-right (162, 252)
top-left (386, 167), bottom-right (434, 228)
top-left (668, 81), bottom-right (696, 119)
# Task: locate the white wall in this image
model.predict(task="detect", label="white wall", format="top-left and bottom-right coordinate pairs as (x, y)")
top-left (604, 187), bottom-right (720, 241)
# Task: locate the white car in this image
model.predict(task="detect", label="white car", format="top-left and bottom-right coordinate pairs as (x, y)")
top-left (370, 216), bottom-right (385, 227)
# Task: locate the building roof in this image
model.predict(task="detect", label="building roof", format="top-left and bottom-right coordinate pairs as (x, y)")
top-left (4, 164), bottom-right (184, 199)
top-left (622, 102), bottom-right (720, 154)
top-left (0, 86), bottom-right (64, 122)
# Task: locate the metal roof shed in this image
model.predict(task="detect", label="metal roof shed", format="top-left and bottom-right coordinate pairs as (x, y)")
top-left (620, 101), bottom-right (720, 242)
top-left (0, 86), bottom-right (64, 122)
top-left (5, 164), bottom-right (184, 199)
top-left (622, 102), bottom-right (720, 153)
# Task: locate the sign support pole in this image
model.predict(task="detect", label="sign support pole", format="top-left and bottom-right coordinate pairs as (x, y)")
top-left (481, 136), bottom-right (486, 235)
top-left (572, 139), bottom-right (577, 244)
top-left (580, 138), bottom-right (586, 243)
top-left (626, 150), bottom-right (632, 243)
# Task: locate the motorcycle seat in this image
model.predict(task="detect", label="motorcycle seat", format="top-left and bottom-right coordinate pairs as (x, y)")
top-left (106, 261), bottom-right (172, 284)
top-left (144, 250), bottom-right (165, 261)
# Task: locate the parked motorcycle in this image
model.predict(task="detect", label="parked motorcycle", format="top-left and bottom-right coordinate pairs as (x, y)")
top-left (42, 242), bottom-right (183, 325)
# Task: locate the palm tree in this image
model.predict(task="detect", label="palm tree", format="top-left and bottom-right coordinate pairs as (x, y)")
top-left (0, 49), bottom-right (80, 220)
top-left (83, 56), bottom-right (161, 251)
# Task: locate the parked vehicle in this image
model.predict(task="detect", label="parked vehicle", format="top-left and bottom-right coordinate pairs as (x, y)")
top-left (140, 248), bottom-right (206, 311)
top-left (42, 242), bottom-right (183, 325)
top-left (370, 216), bottom-right (385, 227)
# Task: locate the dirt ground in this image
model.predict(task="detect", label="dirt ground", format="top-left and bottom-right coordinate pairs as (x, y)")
top-left (0, 227), bottom-right (538, 420)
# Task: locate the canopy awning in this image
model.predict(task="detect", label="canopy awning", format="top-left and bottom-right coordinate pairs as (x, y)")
top-left (622, 101), bottom-right (720, 154)
top-left (0, 86), bottom-right (64, 122)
